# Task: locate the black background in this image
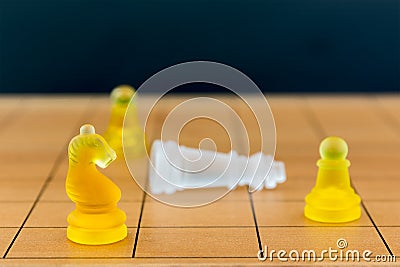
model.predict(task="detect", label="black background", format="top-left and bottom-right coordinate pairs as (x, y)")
top-left (0, 0), bottom-right (399, 93)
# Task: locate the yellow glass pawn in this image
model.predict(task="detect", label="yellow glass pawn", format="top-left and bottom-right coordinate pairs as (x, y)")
top-left (103, 85), bottom-right (146, 159)
top-left (304, 136), bottom-right (361, 223)
top-left (66, 124), bottom-right (127, 245)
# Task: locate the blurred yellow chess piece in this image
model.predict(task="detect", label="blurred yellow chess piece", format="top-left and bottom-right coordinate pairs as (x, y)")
top-left (66, 124), bottom-right (127, 245)
top-left (304, 136), bottom-right (361, 223)
top-left (103, 85), bottom-right (147, 159)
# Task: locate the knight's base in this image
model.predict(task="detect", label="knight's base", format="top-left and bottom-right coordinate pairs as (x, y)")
top-left (67, 224), bottom-right (127, 245)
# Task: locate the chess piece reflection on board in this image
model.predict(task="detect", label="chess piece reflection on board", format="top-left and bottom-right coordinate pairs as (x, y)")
top-left (103, 85), bottom-right (147, 159)
top-left (66, 124), bottom-right (127, 245)
top-left (304, 136), bottom-right (361, 223)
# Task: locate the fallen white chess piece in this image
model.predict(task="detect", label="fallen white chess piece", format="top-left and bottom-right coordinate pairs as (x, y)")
top-left (148, 140), bottom-right (286, 195)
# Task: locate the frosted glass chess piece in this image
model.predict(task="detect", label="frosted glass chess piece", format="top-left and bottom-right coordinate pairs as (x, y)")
top-left (104, 85), bottom-right (147, 159)
top-left (66, 124), bottom-right (127, 245)
top-left (149, 140), bottom-right (286, 195)
top-left (304, 136), bottom-right (361, 223)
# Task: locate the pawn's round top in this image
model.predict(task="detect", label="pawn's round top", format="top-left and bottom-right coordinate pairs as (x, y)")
top-left (319, 136), bottom-right (348, 160)
top-left (80, 124), bottom-right (96, 135)
top-left (111, 85), bottom-right (135, 104)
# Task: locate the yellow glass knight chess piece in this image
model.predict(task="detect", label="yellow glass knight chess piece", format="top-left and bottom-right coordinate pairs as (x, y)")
top-left (66, 124), bottom-right (127, 245)
top-left (304, 136), bottom-right (361, 223)
top-left (103, 85), bottom-right (147, 159)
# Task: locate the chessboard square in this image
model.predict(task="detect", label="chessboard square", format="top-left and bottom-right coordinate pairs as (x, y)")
top-left (378, 96), bottom-right (400, 124)
top-left (118, 181), bottom-right (144, 202)
top-left (378, 227), bottom-right (400, 257)
top-left (260, 226), bottom-right (389, 256)
top-left (0, 228), bottom-right (19, 256)
top-left (353, 179), bottom-right (400, 201)
top-left (222, 186), bottom-right (250, 201)
top-left (0, 150), bottom-right (59, 164)
top-left (178, 121), bottom-right (232, 154)
top-left (133, 258), bottom-right (267, 265)
top-left (39, 181), bottom-right (69, 201)
top-left (282, 160), bottom-right (318, 180)
top-left (351, 142), bottom-right (400, 157)
top-left (0, 96), bottom-right (21, 109)
top-left (25, 202), bottom-right (142, 227)
top-left (317, 130), bottom-right (397, 146)
top-left (141, 200), bottom-right (253, 227)
top-left (254, 201), bottom-right (372, 227)
top-left (7, 228), bottom-right (136, 258)
top-left (0, 203), bottom-right (32, 227)
top-left (135, 228), bottom-right (258, 258)
top-left (275, 127), bottom-right (320, 145)
top-left (0, 162), bottom-right (52, 181)
top-left (307, 97), bottom-right (399, 142)
top-left (276, 141), bottom-right (320, 158)
top-left (52, 159), bottom-right (69, 181)
top-left (0, 259), bottom-right (137, 265)
top-left (251, 175), bottom-right (315, 202)
top-left (88, 108), bottom-right (110, 135)
top-left (363, 201), bottom-right (400, 226)
top-left (0, 180), bottom-right (44, 201)
top-left (350, 155), bottom-right (400, 179)
top-left (102, 160), bottom-right (139, 184)
top-left (145, 186), bottom-right (251, 204)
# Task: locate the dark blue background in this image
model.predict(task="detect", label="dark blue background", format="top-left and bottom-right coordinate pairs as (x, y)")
top-left (0, 0), bottom-right (399, 93)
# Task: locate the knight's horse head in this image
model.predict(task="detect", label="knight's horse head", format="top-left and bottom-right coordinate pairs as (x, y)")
top-left (68, 124), bottom-right (117, 168)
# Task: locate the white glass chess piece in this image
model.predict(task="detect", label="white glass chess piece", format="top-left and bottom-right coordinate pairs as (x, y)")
top-left (149, 140), bottom-right (286, 195)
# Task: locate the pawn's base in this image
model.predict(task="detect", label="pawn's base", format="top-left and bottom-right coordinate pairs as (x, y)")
top-left (67, 224), bottom-right (127, 245)
top-left (304, 205), bottom-right (361, 223)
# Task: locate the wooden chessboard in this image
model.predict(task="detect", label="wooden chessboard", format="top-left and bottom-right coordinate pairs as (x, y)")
top-left (0, 94), bottom-right (398, 266)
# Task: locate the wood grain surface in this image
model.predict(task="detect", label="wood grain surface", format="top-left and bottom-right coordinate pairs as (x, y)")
top-left (0, 94), bottom-right (398, 266)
